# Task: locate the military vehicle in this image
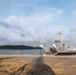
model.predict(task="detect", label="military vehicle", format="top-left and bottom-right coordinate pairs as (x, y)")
top-left (40, 32), bottom-right (76, 55)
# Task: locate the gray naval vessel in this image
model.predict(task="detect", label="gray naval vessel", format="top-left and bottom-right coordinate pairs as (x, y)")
top-left (40, 32), bottom-right (76, 55)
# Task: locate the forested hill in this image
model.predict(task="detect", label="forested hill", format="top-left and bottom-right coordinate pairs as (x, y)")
top-left (0, 45), bottom-right (42, 49)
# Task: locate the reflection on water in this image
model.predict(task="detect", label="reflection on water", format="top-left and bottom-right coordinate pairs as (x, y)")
top-left (0, 49), bottom-right (45, 54)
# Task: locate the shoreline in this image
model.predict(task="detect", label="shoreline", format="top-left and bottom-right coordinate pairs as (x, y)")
top-left (0, 54), bottom-right (76, 57)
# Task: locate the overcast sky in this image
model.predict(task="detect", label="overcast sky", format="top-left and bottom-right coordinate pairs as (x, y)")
top-left (0, 0), bottom-right (76, 46)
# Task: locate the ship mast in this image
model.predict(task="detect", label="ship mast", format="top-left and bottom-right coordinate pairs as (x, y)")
top-left (58, 31), bottom-right (63, 44)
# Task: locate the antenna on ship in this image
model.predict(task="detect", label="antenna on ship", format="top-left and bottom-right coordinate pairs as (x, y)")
top-left (58, 31), bottom-right (63, 43)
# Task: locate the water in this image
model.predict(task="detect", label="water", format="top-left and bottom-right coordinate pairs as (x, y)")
top-left (0, 49), bottom-right (45, 54)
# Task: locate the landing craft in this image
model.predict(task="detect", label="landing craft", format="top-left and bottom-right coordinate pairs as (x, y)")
top-left (40, 32), bottom-right (76, 55)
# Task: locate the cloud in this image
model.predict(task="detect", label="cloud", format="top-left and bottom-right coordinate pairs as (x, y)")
top-left (0, 8), bottom-right (64, 46)
top-left (5, 13), bottom-right (54, 30)
top-left (73, 11), bottom-right (76, 16)
top-left (56, 10), bottom-right (63, 15)
top-left (3, 15), bottom-right (53, 45)
top-left (64, 28), bottom-right (76, 46)
top-left (0, 0), bottom-right (76, 47)
top-left (0, 21), bottom-right (10, 28)
top-left (63, 11), bottom-right (76, 46)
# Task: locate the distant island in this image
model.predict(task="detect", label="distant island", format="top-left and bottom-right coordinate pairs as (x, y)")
top-left (0, 45), bottom-right (42, 49)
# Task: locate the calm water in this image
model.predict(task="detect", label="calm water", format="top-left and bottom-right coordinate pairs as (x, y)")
top-left (0, 49), bottom-right (45, 54)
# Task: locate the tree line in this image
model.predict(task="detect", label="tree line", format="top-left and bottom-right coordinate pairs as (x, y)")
top-left (0, 45), bottom-right (42, 49)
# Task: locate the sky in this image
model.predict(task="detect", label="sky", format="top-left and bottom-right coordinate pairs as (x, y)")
top-left (0, 0), bottom-right (76, 46)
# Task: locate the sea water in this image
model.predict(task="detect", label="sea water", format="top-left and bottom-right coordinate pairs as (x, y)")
top-left (0, 49), bottom-right (45, 54)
